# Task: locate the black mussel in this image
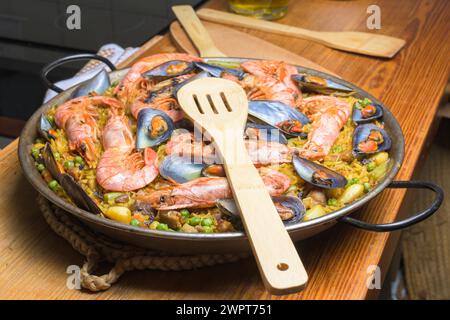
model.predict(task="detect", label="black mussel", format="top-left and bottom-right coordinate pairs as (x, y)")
top-left (143, 60), bottom-right (195, 81)
top-left (352, 102), bottom-right (383, 124)
top-left (193, 62), bottom-right (245, 80)
top-left (145, 76), bottom-right (191, 103)
top-left (245, 123), bottom-right (288, 144)
top-left (159, 155), bottom-right (206, 183)
top-left (291, 74), bottom-right (353, 95)
top-left (352, 124), bottom-right (391, 156)
top-left (38, 114), bottom-right (56, 141)
top-left (216, 196), bottom-right (305, 224)
top-left (292, 154), bottom-right (347, 189)
top-left (71, 68), bottom-right (110, 98)
top-left (248, 100), bottom-right (309, 137)
top-left (173, 71), bottom-right (210, 97)
top-left (136, 108), bottom-right (174, 149)
top-left (59, 173), bottom-right (102, 215)
top-left (42, 143), bottom-right (63, 180)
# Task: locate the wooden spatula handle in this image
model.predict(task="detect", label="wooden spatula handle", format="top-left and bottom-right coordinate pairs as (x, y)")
top-left (172, 5), bottom-right (226, 58)
top-left (221, 139), bottom-right (308, 294)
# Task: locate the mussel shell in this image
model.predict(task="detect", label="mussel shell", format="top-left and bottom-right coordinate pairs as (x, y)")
top-left (42, 143), bottom-right (63, 181)
top-left (291, 74), bottom-right (353, 95)
top-left (193, 62), bottom-right (245, 80)
top-left (71, 68), bottom-right (110, 98)
top-left (59, 173), bottom-right (102, 215)
top-left (159, 155), bottom-right (206, 183)
top-left (245, 122), bottom-right (288, 144)
top-left (292, 154), bottom-right (347, 189)
top-left (216, 196), bottom-right (305, 224)
top-left (143, 60), bottom-right (195, 81)
top-left (248, 100), bottom-right (310, 137)
top-left (352, 123), bottom-right (392, 156)
top-left (38, 114), bottom-right (55, 141)
top-left (352, 103), bottom-right (383, 124)
top-left (173, 71), bottom-right (210, 97)
top-left (136, 108), bottom-right (174, 149)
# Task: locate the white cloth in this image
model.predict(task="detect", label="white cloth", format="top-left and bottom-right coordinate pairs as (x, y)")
top-left (43, 43), bottom-right (138, 102)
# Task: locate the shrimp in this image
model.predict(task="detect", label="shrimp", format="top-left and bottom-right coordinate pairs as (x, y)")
top-left (165, 132), bottom-right (291, 165)
top-left (135, 168), bottom-right (290, 210)
top-left (114, 53), bottom-right (202, 105)
top-left (297, 96), bottom-right (351, 160)
top-left (240, 60), bottom-right (301, 108)
top-left (96, 113), bottom-right (158, 191)
top-left (55, 96), bottom-right (124, 165)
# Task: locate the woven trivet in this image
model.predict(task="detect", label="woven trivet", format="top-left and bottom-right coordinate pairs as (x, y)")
top-left (37, 195), bottom-right (249, 292)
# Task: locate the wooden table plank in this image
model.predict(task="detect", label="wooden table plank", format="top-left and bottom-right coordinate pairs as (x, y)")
top-left (0, 0), bottom-right (449, 299)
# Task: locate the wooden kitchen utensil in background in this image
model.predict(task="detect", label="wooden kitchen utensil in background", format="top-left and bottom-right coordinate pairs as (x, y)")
top-left (197, 8), bottom-right (406, 58)
top-left (177, 77), bottom-right (308, 294)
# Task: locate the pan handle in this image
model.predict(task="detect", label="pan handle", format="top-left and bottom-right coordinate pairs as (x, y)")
top-left (40, 53), bottom-right (116, 93)
top-left (339, 180), bottom-right (444, 232)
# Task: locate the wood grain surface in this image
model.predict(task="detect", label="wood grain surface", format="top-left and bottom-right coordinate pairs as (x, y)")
top-left (0, 0), bottom-right (449, 300)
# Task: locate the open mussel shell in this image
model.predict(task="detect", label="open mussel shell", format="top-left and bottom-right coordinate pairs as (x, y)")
top-left (59, 173), bottom-right (102, 215)
top-left (38, 114), bottom-right (55, 141)
top-left (216, 196), bottom-right (305, 224)
top-left (291, 74), bottom-right (353, 95)
top-left (173, 71), bottom-right (210, 97)
top-left (292, 154), bottom-right (347, 189)
top-left (71, 68), bottom-right (110, 98)
top-left (193, 62), bottom-right (245, 80)
top-left (248, 100), bottom-right (309, 137)
top-left (42, 143), bottom-right (63, 181)
top-left (159, 155), bottom-right (225, 183)
top-left (352, 123), bottom-right (392, 156)
top-left (136, 108), bottom-right (174, 149)
top-left (143, 60), bottom-right (195, 81)
top-left (245, 123), bottom-right (288, 144)
top-left (352, 103), bottom-right (383, 124)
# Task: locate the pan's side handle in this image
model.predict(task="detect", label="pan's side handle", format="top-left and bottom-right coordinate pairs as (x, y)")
top-left (40, 53), bottom-right (116, 93)
top-left (339, 180), bottom-right (444, 232)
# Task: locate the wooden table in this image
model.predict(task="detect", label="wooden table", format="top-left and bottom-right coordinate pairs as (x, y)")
top-left (0, 0), bottom-right (449, 300)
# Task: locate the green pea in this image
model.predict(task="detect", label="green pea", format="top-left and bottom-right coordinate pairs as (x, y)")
top-left (180, 209), bottom-right (190, 218)
top-left (64, 160), bottom-right (74, 170)
top-left (202, 226), bottom-right (214, 233)
top-left (36, 163), bottom-right (45, 172)
top-left (361, 98), bottom-right (372, 107)
top-left (366, 162), bottom-right (376, 172)
top-left (48, 180), bottom-right (59, 191)
top-left (156, 223), bottom-right (169, 231)
top-left (188, 216), bottom-right (201, 226)
top-left (347, 178), bottom-right (359, 186)
top-left (53, 152), bottom-right (61, 161)
top-left (74, 156), bottom-right (84, 164)
top-left (31, 148), bottom-right (40, 159)
top-left (149, 221), bottom-right (160, 229)
top-left (327, 198), bottom-right (338, 206)
top-left (364, 182), bottom-right (371, 193)
top-left (201, 218), bottom-right (213, 227)
top-left (130, 219), bottom-right (140, 226)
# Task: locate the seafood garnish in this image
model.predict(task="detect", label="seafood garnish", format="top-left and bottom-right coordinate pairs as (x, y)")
top-left (71, 68), bottom-right (110, 98)
top-left (352, 124), bottom-right (391, 156)
top-left (291, 74), bottom-right (353, 95)
top-left (136, 108), bottom-right (174, 149)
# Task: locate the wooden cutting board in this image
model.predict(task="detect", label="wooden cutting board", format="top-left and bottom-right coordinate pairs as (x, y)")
top-left (170, 21), bottom-right (337, 76)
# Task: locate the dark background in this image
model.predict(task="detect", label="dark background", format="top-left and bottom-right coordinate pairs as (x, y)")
top-left (0, 0), bottom-right (203, 123)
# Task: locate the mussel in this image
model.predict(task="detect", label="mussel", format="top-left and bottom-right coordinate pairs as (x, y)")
top-left (193, 62), bottom-right (245, 80)
top-left (291, 74), bottom-right (353, 95)
top-left (136, 108), bottom-right (174, 149)
top-left (216, 196), bottom-right (305, 224)
top-left (173, 71), bottom-right (210, 97)
top-left (248, 100), bottom-right (310, 137)
top-left (292, 154), bottom-right (347, 189)
top-left (71, 68), bottom-right (110, 98)
top-left (159, 155), bottom-right (224, 184)
top-left (352, 124), bottom-right (391, 156)
top-left (143, 60), bottom-right (195, 81)
top-left (245, 123), bottom-right (288, 144)
top-left (352, 102), bottom-right (383, 124)
top-left (38, 114), bottom-right (56, 141)
top-left (41, 143), bottom-right (102, 215)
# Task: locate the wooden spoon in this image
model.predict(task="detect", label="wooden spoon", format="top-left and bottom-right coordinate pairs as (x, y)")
top-left (197, 8), bottom-right (406, 58)
top-left (177, 77), bottom-right (308, 295)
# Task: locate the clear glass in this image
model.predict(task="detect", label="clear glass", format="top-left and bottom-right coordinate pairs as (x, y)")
top-left (228, 0), bottom-right (289, 20)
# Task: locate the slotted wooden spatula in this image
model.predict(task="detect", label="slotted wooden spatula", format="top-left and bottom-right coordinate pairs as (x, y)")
top-left (177, 77), bottom-right (308, 295)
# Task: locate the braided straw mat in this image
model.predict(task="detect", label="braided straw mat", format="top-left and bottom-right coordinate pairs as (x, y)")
top-left (37, 195), bottom-right (249, 292)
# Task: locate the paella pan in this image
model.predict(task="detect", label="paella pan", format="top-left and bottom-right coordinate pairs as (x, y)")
top-left (18, 53), bottom-right (443, 253)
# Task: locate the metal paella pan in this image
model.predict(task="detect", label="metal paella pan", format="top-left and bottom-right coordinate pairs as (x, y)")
top-left (18, 54), bottom-right (443, 254)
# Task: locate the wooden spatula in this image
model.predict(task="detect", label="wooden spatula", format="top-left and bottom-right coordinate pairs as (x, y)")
top-left (197, 8), bottom-right (406, 58)
top-left (177, 77), bottom-right (308, 295)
